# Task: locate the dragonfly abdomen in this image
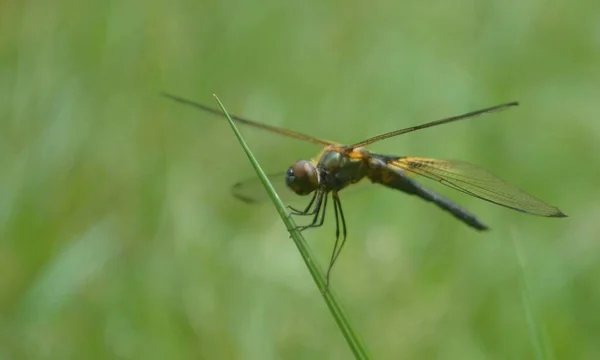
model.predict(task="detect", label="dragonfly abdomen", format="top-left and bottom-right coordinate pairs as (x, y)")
top-left (367, 157), bottom-right (489, 231)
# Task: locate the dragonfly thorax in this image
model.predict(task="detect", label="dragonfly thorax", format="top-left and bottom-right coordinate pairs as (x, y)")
top-left (285, 160), bottom-right (320, 196)
top-left (316, 149), bottom-right (370, 192)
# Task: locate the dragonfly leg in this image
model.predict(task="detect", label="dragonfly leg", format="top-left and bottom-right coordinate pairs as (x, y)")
top-left (294, 191), bottom-right (328, 232)
top-left (324, 192), bottom-right (347, 291)
top-left (287, 191), bottom-right (318, 216)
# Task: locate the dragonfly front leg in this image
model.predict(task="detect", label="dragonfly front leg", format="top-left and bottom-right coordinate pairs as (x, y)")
top-left (287, 190), bottom-right (318, 216)
top-left (293, 191), bottom-right (329, 232)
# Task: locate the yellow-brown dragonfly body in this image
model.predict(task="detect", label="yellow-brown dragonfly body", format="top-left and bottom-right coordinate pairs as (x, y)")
top-left (163, 93), bottom-right (566, 284)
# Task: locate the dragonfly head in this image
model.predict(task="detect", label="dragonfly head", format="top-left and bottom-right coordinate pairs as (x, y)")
top-left (285, 160), bottom-right (319, 196)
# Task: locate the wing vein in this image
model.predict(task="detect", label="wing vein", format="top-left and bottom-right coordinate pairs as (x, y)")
top-left (387, 157), bottom-right (565, 217)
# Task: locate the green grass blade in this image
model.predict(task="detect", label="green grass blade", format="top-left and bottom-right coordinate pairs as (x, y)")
top-left (213, 94), bottom-right (370, 360)
top-left (510, 227), bottom-right (554, 360)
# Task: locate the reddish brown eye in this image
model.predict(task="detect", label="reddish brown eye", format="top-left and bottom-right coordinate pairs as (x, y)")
top-left (285, 160), bottom-right (319, 195)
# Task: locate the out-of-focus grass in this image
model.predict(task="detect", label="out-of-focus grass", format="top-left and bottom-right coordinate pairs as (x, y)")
top-left (1, 0), bottom-right (600, 359)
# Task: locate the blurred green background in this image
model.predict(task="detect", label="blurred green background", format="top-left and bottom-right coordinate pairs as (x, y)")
top-left (1, 0), bottom-right (599, 359)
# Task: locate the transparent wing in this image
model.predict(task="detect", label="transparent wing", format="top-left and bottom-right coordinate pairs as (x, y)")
top-left (388, 157), bottom-right (566, 217)
top-left (231, 172), bottom-right (297, 204)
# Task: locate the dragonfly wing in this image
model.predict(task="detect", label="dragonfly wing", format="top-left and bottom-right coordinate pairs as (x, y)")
top-left (386, 157), bottom-right (566, 217)
top-left (231, 172), bottom-right (297, 204)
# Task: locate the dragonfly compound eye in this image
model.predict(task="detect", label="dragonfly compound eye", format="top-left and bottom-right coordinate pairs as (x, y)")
top-left (285, 160), bottom-right (319, 196)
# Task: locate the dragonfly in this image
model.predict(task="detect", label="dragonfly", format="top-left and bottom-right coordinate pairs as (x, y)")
top-left (162, 92), bottom-right (566, 286)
